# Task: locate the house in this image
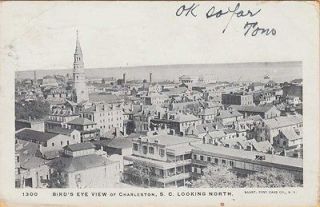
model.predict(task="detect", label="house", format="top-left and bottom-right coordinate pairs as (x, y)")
top-left (66, 117), bottom-right (100, 142)
top-left (185, 122), bottom-right (224, 138)
top-left (221, 93), bottom-right (254, 106)
top-left (49, 142), bottom-right (120, 188)
top-left (124, 134), bottom-right (201, 187)
top-left (229, 105), bottom-right (281, 119)
top-left (214, 110), bottom-right (243, 126)
top-left (81, 102), bottom-right (124, 137)
top-left (16, 128), bottom-right (81, 159)
top-left (15, 139), bottom-right (50, 188)
top-left (142, 93), bottom-right (169, 106)
top-left (150, 112), bottom-right (202, 136)
top-left (273, 127), bottom-right (303, 155)
top-left (196, 108), bottom-right (218, 123)
top-left (46, 127), bottom-right (81, 142)
top-left (257, 115), bottom-right (303, 144)
top-left (45, 107), bottom-right (79, 130)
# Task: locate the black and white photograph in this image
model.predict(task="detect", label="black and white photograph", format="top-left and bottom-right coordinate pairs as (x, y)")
top-left (0, 1), bottom-right (319, 206)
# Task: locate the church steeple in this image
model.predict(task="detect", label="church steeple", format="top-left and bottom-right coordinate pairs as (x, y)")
top-left (72, 30), bottom-right (88, 103)
top-left (73, 30), bottom-right (84, 69)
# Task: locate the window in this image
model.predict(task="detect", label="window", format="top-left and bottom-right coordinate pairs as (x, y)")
top-left (61, 141), bottom-right (63, 146)
top-left (200, 156), bottom-right (204, 161)
top-left (222, 159), bottom-right (226, 164)
top-left (149, 147), bottom-right (154, 154)
top-left (193, 155), bottom-right (197, 160)
top-left (230, 161), bottom-right (234, 167)
top-left (207, 157), bottom-right (211, 162)
top-left (133, 143), bottom-right (138, 151)
top-left (214, 158), bottom-right (218, 164)
top-left (67, 141), bottom-right (69, 145)
top-left (51, 143), bottom-right (54, 147)
top-left (159, 149), bottom-right (165, 157)
top-left (142, 146), bottom-right (148, 154)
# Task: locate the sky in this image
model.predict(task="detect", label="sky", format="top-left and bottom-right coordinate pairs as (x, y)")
top-left (1, 1), bottom-right (314, 80)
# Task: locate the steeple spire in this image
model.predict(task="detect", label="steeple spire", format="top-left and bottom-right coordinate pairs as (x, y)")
top-left (75, 30), bottom-right (82, 55)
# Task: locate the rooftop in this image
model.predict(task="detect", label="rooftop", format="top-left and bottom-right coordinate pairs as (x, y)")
top-left (16, 129), bottom-right (57, 143)
top-left (216, 110), bottom-right (243, 119)
top-left (67, 117), bottom-right (96, 125)
top-left (46, 127), bottom-right (78, 135)
top-left (49, 154), bottom-right (116, 173)
top-left (192, 144), bottom-right (302, 169)
top-left (89, 93), bottom-right (123, 104)
top-left (94, 138), bottom-right (133, 149)
top-left (135, 134), bottom-right (200, 146)
top-left (263, 115), bottom-right (302, 129)
top-left (230, 105), bottom-right (277, 113)
top-left (64, 142), bottom-right (96, 152)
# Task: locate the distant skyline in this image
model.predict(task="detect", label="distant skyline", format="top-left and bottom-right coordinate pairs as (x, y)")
top-left (16, 61), bottom-right (302, 82)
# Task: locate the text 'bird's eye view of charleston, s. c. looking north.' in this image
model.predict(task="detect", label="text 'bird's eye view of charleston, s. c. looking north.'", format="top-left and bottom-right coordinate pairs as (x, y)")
top-left (15, 31), bottom-right (303, 189)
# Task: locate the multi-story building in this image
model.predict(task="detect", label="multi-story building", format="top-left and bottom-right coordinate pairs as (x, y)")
top-left (81, 103), bottom-right (124, 136)
top-left (191, 144), bottom-right (303, 182)
top-left (255, 114), bottom-right (303, 145)
top-left (45, 108), bottom-right (79, 130)
top-left (66, 117), bottom-right (100, 142)
top-left (151, 112), bottom-right (202, 136)
top-left (229, 105), bottom-right (281, 119)
top-left (124, 135), bottom-right (201, 187)
top-left (221, 93), bottom-right (254, 106)
top-left (16, 128), bottom-right (81, 159)
top-left (49, 142), bottom-right (120, 188)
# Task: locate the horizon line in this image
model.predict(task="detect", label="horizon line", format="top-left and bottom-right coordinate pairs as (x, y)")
top-left (15, 60), bottom-right (302, 73)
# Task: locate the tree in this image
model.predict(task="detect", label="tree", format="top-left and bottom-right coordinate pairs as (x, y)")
top-left (192, 164), bottom-right (301, 188)
top-left (243, 169), bottom-right (301, 188)
top-left (123, 161), bottom-right (152, 187)
top-left (47, 170), bottom-right (67, 188)
top-left (192, 164), bottom-right (239, 188)
top-left (15, 100), bottom-right (50, 120)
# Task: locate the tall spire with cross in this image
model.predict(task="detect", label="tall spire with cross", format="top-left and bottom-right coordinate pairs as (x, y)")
top-left (72, 30), bottom-right (88, 103)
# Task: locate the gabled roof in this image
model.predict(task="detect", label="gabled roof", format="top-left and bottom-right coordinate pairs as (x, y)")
top-left (263, 115), bottom-right (302, 129)
top-left (280, 128), bottom-right (302, 141)
top-left (251, 140), bottom-right (273, 152)
top-left (16, 129), bottom-right (57, 143)
top-left (64, 142), bottom-right (96, 152)
top-left (67, 117), bottom-right (96, 125)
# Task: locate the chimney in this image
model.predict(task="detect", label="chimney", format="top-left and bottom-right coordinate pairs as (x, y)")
top-left (149, 73), bottom-right (152, 83)
top-left (33, 70), bottom-right (37, 86)
top-left (123, 73), bottom-right (126, 84)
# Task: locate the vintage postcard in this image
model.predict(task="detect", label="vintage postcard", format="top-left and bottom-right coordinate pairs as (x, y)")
top-left (0, 1), bottom-right (319, 207)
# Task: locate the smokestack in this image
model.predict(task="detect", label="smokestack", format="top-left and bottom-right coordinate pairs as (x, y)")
top-left (123, 73), bottom-right (126, 84)
top-left (33, 70), bottom-right (37, 86)
top-left (149, 73), bottom-right (152, 83)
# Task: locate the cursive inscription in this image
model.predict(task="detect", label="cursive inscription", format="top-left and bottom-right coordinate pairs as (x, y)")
top-left (175, 3), bottom-right (276, 37)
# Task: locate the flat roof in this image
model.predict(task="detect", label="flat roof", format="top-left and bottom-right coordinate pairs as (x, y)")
top-left (192, 144), bottom-right (302, 169)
